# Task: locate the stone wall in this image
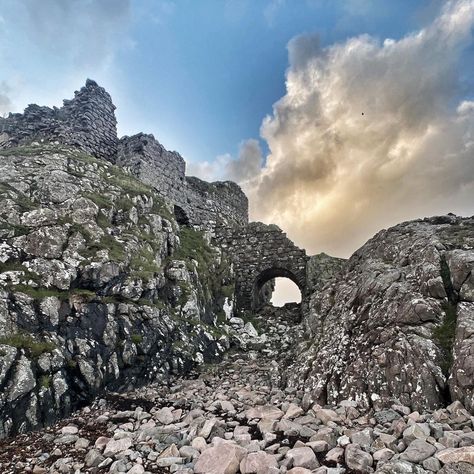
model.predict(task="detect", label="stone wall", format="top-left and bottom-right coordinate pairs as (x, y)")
top-left (0, 81), bottom-right (248, 232)
top-left (0, 79), bottom-right (118, 161)
top-left (116, 133), bottom-right (186, 204)
top-left (117, 133), bottom-right (248, 230)
top-left (215, 222), bottom-right (308, 311)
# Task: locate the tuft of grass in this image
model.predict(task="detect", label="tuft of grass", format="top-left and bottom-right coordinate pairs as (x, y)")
top-left (83, 192), bottom-right (112, 209)
top-left (221, 284), bottom-right (235, 299)
top-left (0, 333), bottom-right (56, 358)
top-left (12, 285), bottom-right (69, 301)
top-left (433, 301), bottom-right (457, 375)
top-left (130, 333), bottom-right (143, 345)
top-left (39, 375), bottom-right (51, 388)
top-left (433, 255), bottom-right (458, 376)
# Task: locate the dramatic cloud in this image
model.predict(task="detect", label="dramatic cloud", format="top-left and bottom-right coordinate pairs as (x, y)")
top-left (241, 0), bottom-right (474, 257)
top-left (187, 139), bottom-right (263, 183)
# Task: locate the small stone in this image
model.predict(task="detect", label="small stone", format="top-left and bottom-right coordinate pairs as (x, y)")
top-left (103, 437), bottom-right (133, 457)
top-left (436, 446), bottom-right (474, 465)
top-left (401, 439), bottom-right (436, 463)
top-left (240, 451), bottom-right (279, 473)
top-left (194, 441), bottom-right (246, 474)
top-left (344, 444), bottom-right (373, 472)
top-left (85, 449), bottom-right (105, 468)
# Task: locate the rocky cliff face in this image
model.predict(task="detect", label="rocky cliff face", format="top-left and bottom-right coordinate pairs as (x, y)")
top-left (288, 215), bottom-right (474, 414)
top-left (0, 144), bottom-right (237, 437)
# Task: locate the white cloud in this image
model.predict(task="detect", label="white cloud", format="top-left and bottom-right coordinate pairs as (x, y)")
top-left (241, 0), bottom-right (474, 257)
top-left (186, 139), bottom-right (263, 183)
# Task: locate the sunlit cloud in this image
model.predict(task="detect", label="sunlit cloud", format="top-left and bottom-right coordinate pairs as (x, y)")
top-left (224, 0), bottom-right (474, 257)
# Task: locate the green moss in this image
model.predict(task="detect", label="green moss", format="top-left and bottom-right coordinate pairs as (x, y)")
top-left (39, 375), bottom-right (51, 388)
top-left (221, 284), bottom-right (235, 299)
top-left (130, 333), bottom-right (143, 345)
top-left (0, 222), bottom-right (31, 237)
top-left (433, 301), bottom-right (457, 375)
top-left (66, 359), bottom-right (78, 369)
top-left (83, 192), bottom-right (112, 209)
top-left (433, 255), bottom-right (458, 375)
top-left (12, 285), bottom-right (70, 301)
top-left (0, 333), bottom-right (56, 358)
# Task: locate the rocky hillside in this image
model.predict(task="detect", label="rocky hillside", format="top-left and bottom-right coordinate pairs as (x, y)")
top-left (0, 144), bottom-right (239, 438)
top-left (289, 215), bottom-right (474, 415)
top-left (1, 305), bottom-right (473, 474)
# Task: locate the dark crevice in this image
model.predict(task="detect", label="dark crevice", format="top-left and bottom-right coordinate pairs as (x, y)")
top-left (434, 254), bottom-right (459, 401)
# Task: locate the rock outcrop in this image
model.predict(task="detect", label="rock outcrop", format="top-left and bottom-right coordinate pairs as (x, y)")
top-left (0, 144), bottom-right (237, 437)
top-left (288, 215), bottom-right (474, 414)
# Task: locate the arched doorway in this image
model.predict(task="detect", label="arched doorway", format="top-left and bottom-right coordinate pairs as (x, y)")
top-left (252, 267), bottom-right (303, 311)
top-left (174, 205), bottom-right (190, 226)
top-left (271, 277), bottom-right (302, 307)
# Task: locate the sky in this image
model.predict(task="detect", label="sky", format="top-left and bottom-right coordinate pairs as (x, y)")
top-left (1, 0), bottom-right (474, 304)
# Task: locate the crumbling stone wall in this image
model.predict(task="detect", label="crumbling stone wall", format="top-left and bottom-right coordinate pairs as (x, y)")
top-left (116, 133), bottom-right (187, 204)
top-left (0, 79), bottom-right (117, 161)
top-left (0, 80), bottom-right (247, 231)
top-left (215, 222), bottom-right (308, 311)
top-left (117, 134), bottom-right (248, 230)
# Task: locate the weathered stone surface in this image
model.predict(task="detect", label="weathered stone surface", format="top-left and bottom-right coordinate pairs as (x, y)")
top-left (194, 441), bottom-right (246, 474)
top-left (344, 444), bottom-right (373, 472)
top-left (401, 439), bottom-right (436, 462)
top-left (240, 451), bottom-right (278, 473)
top-left (436, 446), bottom-right (474, 465)
top-left (288, 216), bottom-right (474, 413)
top-left (0, 79), bottom-right (118, 161)
top-left (215, 222), bottom-right (308, 311)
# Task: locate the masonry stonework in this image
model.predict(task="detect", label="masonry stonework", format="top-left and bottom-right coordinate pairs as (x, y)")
top-left (116, 133), bottom-right (248, 230)
top-left (0, 79), bottom-right (118, 161)
top-left (215, 222), bottom-right (309, 311)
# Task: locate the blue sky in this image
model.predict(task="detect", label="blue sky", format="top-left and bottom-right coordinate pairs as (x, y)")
top-left (0, 0), bottom-right (450, 164)
top-left (1, 0), bottom-right (473, 264)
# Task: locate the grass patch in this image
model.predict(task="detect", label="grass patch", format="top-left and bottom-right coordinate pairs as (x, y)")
top-left (12, 285), bottom-right (69, 301)
top-left (130, 333), bottom-right (142, 345)
top-left (39, 375), bottom-right (51, 389)
top-left (433, 301), bottom-right (457, 375)
top-left (0, 333), bottom-right (56, 358)
top-left (221, 284), bottom-right (235, 299)
top-left (114, 196), bottom-right (134, 212)
top-left (0, 222), bottom-right (31, 237)
top-left (83, 192), bottom-right (112, 209)
top-left (0, 145), bottom-right (50, 157)
top-left (433, 255), bottom-right (458, 376)
top-left (82, 234), bottom-right (126, 262)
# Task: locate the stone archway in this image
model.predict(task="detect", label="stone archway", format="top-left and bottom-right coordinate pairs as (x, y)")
top-left (215, 222), bottom-right (308, 314)
top-left (253, 267), bottom-right (303, 310)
